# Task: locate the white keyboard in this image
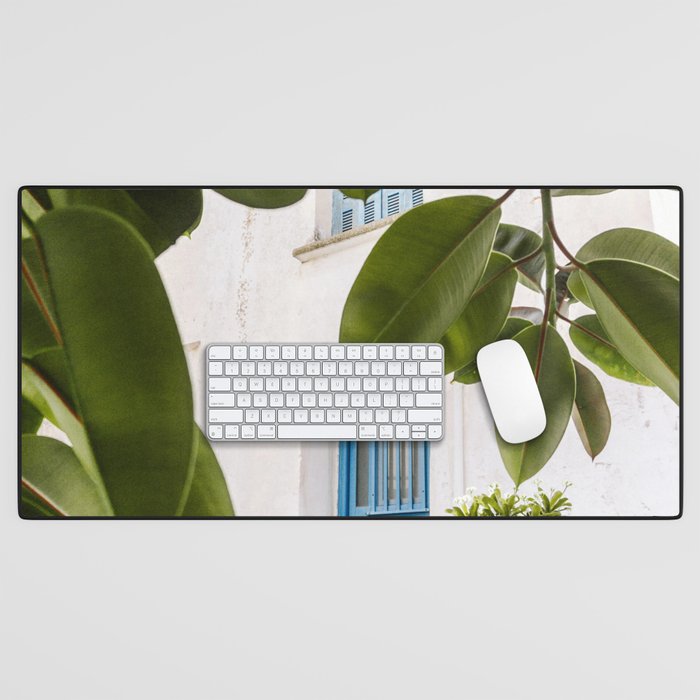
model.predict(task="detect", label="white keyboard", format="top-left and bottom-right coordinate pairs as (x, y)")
top-left (206, 343), bottom-right (444, 441)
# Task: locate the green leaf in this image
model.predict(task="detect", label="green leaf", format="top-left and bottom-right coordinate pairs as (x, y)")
top-left (572, 360), bottom-right (611, 459)
top-left (568, 228), bottom-right (679, 307)
top-left (453, 317), bottom-right (533, 385)
top-left (581, 260), bottom-right (679, 403)
top-left (21, 397), bottom-right (43, 434)
top-left (493, 224), bottom-right (544, 292)
top-left (21, 237), bottom-right (60, 358)
top-left (47, 188), bottom-right (203, 256)
top-left (213, 188), bottom-right (307, 209)
top-left (35, 206), bottom-right (195, 515)
top-left (182, 429), bottom-right (235, 516)
top-left (496, 325), bottom-right (576, 486)
top-left (441, 253), bottom-right (517, 373)
top-left (338, 189), bottom-right (380, 202)
top-left (568, 314), bottom-right (654, 386)
top-left (340, 195), bottom-right (502, 343)
top-left (21, 435), bottom-right (113, 517)
top-left (551, 189), bottom-right (617, 197)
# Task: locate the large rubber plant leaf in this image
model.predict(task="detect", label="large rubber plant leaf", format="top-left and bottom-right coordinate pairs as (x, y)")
top-left (440, 252), bottom-right (517, 373)
top-left (21, 397), bottom-right (43, 434)
top-left (35, 206), bottom-right (195, 515)
top-left (47, 188), bottom-right (203, 256)
top-left (20, 435), bottom-right (113, 517)
top-left (338, 189), bottom-right (380, 202)
top-left (568, 228), bottom-right (679, 307)
top-left (453, 317), bottom-right (533, 385)
top-left (496, 325), bottom-right (576, 486)
top-left (493, 224), bottom-right (544, 292)
top-left (581, 259), bottom-right (679, 404)
top-left (568, 314), bottom-right (654, 386)
top-left (182, 429), bottom-right (235, 516)
top-left (340, 195), bottom-right (502, 343)
top-left (213, 188), bottom-right (307, 209)
top-left (572, 360), bottom-right (611, 460)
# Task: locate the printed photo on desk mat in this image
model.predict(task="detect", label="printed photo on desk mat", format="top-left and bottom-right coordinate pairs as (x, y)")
top-left (19, 187), bottom-right (681, 519)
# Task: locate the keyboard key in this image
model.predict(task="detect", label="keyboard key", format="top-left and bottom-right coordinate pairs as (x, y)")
top-left (241, 362), bottom-right (256, 375)
top-left (379, 377), bottom-right (393, 391)
top-left (241, 425), bottom-right (255, 439)
top-left (363, 346), bottom-right (377, 360)
top-left (314, 345), bottom-right (329, 359)
top-left (265, 377), bottom-right (280, 391)
top-left (273, 362), bottom-right (288, 375)
top-left (376, 409), bottom-right (389, 423)
top-left (209, 378), bottom-right (231, 391)
top-left (237, 394), bottom-right (252, 407)
top-left (387, 362), bottom-right (402, 376)
top-left (379, 345), bottom-right (394, 359)
top-left (359, 425), bottom-right (378, 439)
top-left (379, 425), bottom-right (394, 439)
top-left (395, 425), bottom-right (410, 439)
top-left (408, 409), bottom-right (442, 423)
top-left (384, 394), bottom-right (398, 407)
top-left (261, 410), bottom-right (276, 423)
top-left (278, 409), bottom-right (292, 423)
top-left (355, 362), bottom-right (369, 376)
top-left (429, 425), bottom-right (442, 439)
top-left (258, 361), bottom-right (272, 376)
top-left (294, 409), bottom-right (309, 423)
top-left (245, 409), bottom-right (260, 423)
top-left (404, 361), bottom-right (418, 376)
top-left (270, 394), bottom-right (284, 407)
top-left (416, 394), bottom-right (442, 407)
top-left (351, 394), bottom-right (365, 407)
top-left (258, 425), bottom-right (276, 439)
top-left (359, 410), bottom-right (373, 423)
top-left (278, 425), bottom-right (357, 439)
top-left (209, 393), bottom-right (235, 407)
top-left (395, 345), bottom-right (410, 360)
top-left (253, 393), bottom-right (268, 407)
top-left (319, 393), bottom-right (333, 407)
top-left (265, 346), bottom-right (280, 359)
top-left (346, 378), bottom-right (361, 391)
top-left (396, 378), bottom-right (410, 391)
top-left (249, 346), bottom-right (264, 359)
top-left (233, 378), bottom-right (247, 391)
top-left (290, 361), bottom-right (304, 375)
top-left (250, 378), bottom-right (264, 391)
top-left (339, 362), bottom-right (353, 375)
top-left (391, 410), bottom-right (406, 423)
top-left (411, 346), bottom-right (426, 359)
top-left (209, 345), bottom-right (231, 360)
top-left (282, 345), bottom-right (296, 359)
top-left (346, 346), bottom-right (361, 360)
top-left (286, 394), bottom-right (300, 407)
top-left (371, 362), bottom-right (386, 375)
top-left (399, 394), bottom-right (414, 407)
top-left (342, 409), bottom-right (357, 422)
top-left (428, 377), bottom-right (442, 391)
top-left (411, 378), bottom-right (426, 392)
top-left (327, 409), bottom-right (341, 423)
top-left (209, 409), bottom-right (243, 423)
top-left (233, 346), bottom-right (247, 359)
top-left (209, 361), bottom-right (223, 375)
top-left (282, 378), bottom-right (296, 391)
top-left (298, 378), bottom-right (312, 391)
top-left (225, 425), bottom-right (239, 439)
top-left (298, 346), bottom-right (312, 359)
top-left (322, 362), bottom-right (337, 375)
top-left (335, 393), bottom-right (349, 407)
top-left (331, 345), bottom-right (345, 359)
top-left (419, 361), bottom-right (442, 376)
top-left (331, 378), bottom-right (345, 391)
top-left (429, 345), bottom-right (443, 359)
top-left (363, 378), bottom-right (377, 391)
top-left (225, 362), bottom-right (239, 375)
top-left (302, 394), bottom-right (317, 407)
top-left (367, 394), bottom-right (381, 407)
top-left (307, 362), bottom-right (321, 375)
top-left (310, 410), bottom-right (325, 423)
top-left (209, 425), bottom-right (223, 439)
top-left (314, 378), bottom-right (329, 391)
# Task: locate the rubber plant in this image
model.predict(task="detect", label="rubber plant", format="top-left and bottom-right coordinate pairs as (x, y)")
top-left (20, 187), bottom-right (310, 516)
top-left (340, 188), bottom-right (680, 486)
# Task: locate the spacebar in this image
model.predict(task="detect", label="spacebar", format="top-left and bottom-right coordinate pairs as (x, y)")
top-left (277, 425), bottom-right (358, 439)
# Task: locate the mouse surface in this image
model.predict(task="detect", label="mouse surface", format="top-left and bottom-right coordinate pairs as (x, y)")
top-left (476, 339), bottom-right (547, 444)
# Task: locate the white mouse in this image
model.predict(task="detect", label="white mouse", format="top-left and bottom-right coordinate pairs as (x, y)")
top-left (476, 339), bottom-right (546, 443)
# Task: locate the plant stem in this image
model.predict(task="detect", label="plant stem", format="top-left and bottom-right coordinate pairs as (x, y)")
top-left (555, 311), bottom-right (616, 349)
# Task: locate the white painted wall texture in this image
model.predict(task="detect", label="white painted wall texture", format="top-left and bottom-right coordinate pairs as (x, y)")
top-left (157, 188), bottom-right (680, 517)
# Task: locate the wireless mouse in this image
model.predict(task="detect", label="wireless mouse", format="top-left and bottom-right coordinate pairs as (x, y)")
top-left (476, 339), bottom-right (547, 443)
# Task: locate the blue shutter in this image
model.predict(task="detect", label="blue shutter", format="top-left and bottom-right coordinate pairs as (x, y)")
top-left (363, 190), bottom-right (381, 225)
top-left (332, 191), bottom-right (364, 235)
top-left (338, 441), bottom-right (430, 516)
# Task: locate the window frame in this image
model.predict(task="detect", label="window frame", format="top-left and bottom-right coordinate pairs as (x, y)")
top-left (338, 441), bottom-right (430, 517)
top-left (331, 189), bottom-right (424, 235)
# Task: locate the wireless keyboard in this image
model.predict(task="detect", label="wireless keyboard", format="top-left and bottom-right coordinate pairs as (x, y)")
top-left (206, 343), bottom-right (444, 441)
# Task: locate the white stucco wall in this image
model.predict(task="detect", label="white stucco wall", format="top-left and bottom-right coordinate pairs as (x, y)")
top-left (157, 188), bottom-right (680, 517)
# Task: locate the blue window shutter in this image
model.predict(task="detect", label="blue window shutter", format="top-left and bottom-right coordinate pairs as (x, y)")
top-left (338, 441), bottom-right (430, 516)
top-left (332, 191), bottom-right (364, 235)
top-left (363, 190), bottom-right (381, 225)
